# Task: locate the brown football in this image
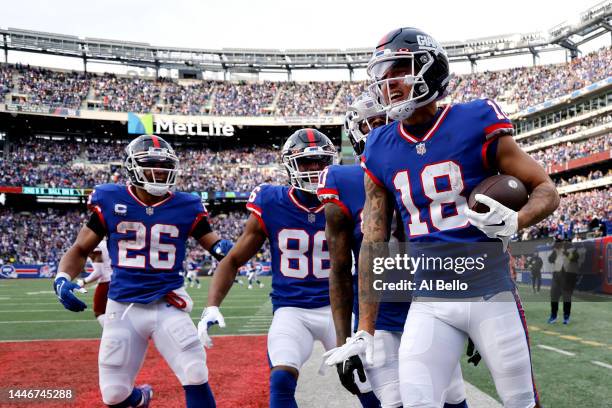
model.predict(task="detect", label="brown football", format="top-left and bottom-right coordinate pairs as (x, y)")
top-left (468, 175), bottom-right (528, 213)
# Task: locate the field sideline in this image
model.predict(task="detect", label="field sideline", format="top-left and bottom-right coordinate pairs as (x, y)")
top-left (0, 278), bottom-right (610, 407)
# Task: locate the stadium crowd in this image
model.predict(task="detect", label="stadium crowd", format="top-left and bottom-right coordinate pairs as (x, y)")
top-left (1, 46), bottom-right (609, 116)
top-left (520, 187), bottom-right (611, 241)
top-left (530, 133), bottom-right (611, 168)
top-left (555, 169), bottom-right (610, 187)
top-left (517, 114), bottom-right (611, 147)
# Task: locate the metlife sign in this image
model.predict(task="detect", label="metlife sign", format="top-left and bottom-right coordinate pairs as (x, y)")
top-left (128, 113), bottom-right (235, 137)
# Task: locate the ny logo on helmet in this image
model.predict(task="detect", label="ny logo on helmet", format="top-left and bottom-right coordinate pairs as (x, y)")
top-left (416, 35), bottom-right (442, 53)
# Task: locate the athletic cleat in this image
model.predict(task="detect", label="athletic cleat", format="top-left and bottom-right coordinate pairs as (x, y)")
top-left (197, 284), bottom-right (201, 289)
top-left (259, 283), bottom-right (264, 288)
top-left (248, 284), bottom-right (253, 290)
top-left (137, 384), bottom-right (153, 407)
top-left (563, 316), bottom-right (570, 325)
top-left (547, 316), bottom-right (557, 324)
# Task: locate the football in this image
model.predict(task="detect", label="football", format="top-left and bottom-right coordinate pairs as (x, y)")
top-left (468, 174), bottom-right (528, 213)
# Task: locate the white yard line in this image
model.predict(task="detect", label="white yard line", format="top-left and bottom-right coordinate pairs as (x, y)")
top-left (591, 360), bottom-right (612, 370)
top-left (537, 344), bottom-right (576, 356)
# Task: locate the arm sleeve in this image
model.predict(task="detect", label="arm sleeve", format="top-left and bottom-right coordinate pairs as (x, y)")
top-left (86, 212), bottom-right (107, 237)
top-left (480, 99), bottom-right (514, 170)
top-left (86, 188), bottom-right (107, 236)
top-left (189, 199), bottom-right (212, 240)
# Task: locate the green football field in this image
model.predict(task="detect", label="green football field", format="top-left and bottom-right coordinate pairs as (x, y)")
top-left (0, 278), bottom-right (610, 407)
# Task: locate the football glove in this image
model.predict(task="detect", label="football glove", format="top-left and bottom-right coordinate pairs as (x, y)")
top-left (211, 239), bottom-right (234, 260)
top-left (197, 306), bottom-right (226, 348)
top-left (53, 276), bottom-right (87, 312)
top-left (335, 355), bottom-right (372, 395)
top-left (465, 194), bottom-right (518, 252)
top-left (323, 330), bottom-right (374, 367)
top-left (466, 337), bottom-right (482, 367)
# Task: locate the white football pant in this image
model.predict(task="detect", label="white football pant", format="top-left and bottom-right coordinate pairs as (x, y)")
top-left (267, 305), bottom-right (336, 370)
top-left (98, 292), bottom-right (207, 405)
top-left (399, 291), bottom-right (538, 408)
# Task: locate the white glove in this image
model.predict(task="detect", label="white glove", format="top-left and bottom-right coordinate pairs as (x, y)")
top-left (323, 330), bottom-right (374, 367)
top-left (197, 306), bottom-right (225, 348)
top-left (76, 278), bottom-right (86, 288)
top-left (465, 194), bottom-right (518, 252)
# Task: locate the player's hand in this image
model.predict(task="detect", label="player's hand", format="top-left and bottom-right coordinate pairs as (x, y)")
top-left (335, 355), bottom-right (372, 395)
top-left (198, 306), bottom-right (226, 348)
top-left (53, 276), bottom-right (87, 312)
top-left (211, 239), bottom-right (234, 258)
top-left (323, 330), bottom-right (374, 367)
top-left (466, 337), bottom-right (482, 366)
top-left (465, 194), bottom-right (518, 252)
top-left (76, 278), bottom-right (85, 288)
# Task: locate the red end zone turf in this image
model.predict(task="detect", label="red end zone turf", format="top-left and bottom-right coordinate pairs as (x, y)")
top-left (0, 335), bottom-right (268, 408)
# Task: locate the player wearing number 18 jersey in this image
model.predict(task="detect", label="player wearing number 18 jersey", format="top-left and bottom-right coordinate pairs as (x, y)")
top-left (350, 28), bottom-right (559, 408)
top-left (55, 135), bottom-right (233, 408)
top-left (321, 93), bottom-right (467, 408)
top-left (201, 129), bottom-right (342, 408)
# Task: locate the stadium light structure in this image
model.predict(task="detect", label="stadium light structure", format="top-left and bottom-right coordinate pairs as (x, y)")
top-left (0, 1), bottom-right (610, 75)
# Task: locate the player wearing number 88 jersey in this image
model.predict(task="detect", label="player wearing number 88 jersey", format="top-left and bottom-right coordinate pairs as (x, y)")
top-left (56, 135), bottom-right (232, 408)
top-left (203, 128), bottom-right (344, 408)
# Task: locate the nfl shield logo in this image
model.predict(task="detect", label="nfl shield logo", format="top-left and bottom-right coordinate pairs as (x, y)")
top-left (416, 143), bottom-right (426, 155)
top-left (308, 213), bottom-right (316, 223)
top-left (146, 207), bottom-right (154, 216)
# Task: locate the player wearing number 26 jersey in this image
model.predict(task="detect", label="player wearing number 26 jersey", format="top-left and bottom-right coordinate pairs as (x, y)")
top-left (202, 128), bottom-right (351, 408)
top-left (55, 135), bottom-right (233, 408)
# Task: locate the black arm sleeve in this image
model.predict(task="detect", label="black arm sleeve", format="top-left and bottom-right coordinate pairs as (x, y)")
top-left (190, 216), bottom-right (213, 240)
top-left (86, 212), bottom-right (107, 237)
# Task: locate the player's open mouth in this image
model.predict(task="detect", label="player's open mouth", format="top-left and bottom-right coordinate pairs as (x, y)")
top-left (390, 91), bottom-right (404, 102)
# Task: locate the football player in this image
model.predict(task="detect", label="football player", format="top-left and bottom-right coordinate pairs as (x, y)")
top-left (246, 260), bottom-right (264, 289)
top-left (185, 254), bottom-right (202, 289)
top-left (321, 93), bottom-right (468, 408)
top-left (54, 134), bottom-right (233, 408)
top-left (199, 129), bottom-right (342, 408)
top-left (334, 28), bottom-right (558, 408)
top-left (77, 238), bottom-right (112, 327)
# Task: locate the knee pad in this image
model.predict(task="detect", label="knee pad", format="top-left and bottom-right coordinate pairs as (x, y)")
top-left (183, 359), bottom-right (209, 385)
top-left (373, 381), bottom-right (401, 408)
top-left (270, 369), bottom-right (297, 395)
top-left (399, 361), bottom-right (436, 408)
top-left (101, 384), bottom-right (131, 406)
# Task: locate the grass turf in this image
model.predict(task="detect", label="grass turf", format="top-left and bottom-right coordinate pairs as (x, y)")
top-left (1, 279), bottom-right (611, 407)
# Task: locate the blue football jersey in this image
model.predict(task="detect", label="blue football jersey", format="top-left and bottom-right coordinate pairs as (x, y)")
top-left (318, 164), bottom-right (409, 332)
top-left (247, 184), bottom-right (330, 311)
top-left (88, 184), bottom-right (208, 303)
top-left (362, 99), bottom-right (515, 297)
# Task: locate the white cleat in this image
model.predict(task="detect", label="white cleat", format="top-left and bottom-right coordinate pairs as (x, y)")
top-left (259, 283), bottom-right (264, 288)
top-left (248, 284), bottom-right (253, 290)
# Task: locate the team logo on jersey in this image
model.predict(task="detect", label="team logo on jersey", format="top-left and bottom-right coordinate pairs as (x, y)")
top-left (416, 143), bottom-right (427, 155)
top-left (114, 204), bottom-right (127, 216)
top-left (146, 207), bottom-right (154, 216)
top-left (308, 213), bottom-right (316, 223)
